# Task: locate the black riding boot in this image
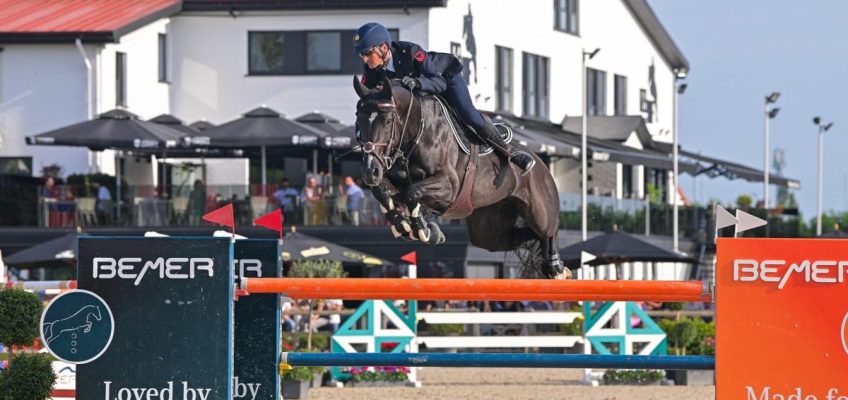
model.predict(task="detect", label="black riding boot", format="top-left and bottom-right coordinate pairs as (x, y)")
top-left (479, 122), bottom-right (535, 174)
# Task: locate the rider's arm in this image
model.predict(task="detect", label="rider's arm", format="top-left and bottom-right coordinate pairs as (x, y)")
top-left (409, 44), bottom-right (447, 93)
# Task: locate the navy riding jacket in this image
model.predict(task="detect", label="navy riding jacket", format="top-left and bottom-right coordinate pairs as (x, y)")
top-left (361, 41), bottom-right (463, 93)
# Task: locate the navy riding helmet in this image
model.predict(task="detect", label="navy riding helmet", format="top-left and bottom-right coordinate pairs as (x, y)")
top-left (353, 22), bottom-right (392, 56)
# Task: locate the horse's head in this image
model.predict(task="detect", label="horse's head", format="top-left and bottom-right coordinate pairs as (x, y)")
top-left (353, 74), bottom-right (415, 186)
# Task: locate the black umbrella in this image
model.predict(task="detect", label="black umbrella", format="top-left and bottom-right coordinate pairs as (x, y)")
top-left (4, 232), bottom-right (86, 268)
top-left (26, 109), bottom-right (185, 151)
top-left (190, 106), bottom-right (325, 148)
top-left (149, 114), bottom-right (200, 136)
top-left (296, 112), bottom-right (354, 149)
top-left (282, 231), bottom-right (392, 266)
top-left (559, 231), bottom-right (693, 266)
top-left (188, 120), bottom-right (216, 132)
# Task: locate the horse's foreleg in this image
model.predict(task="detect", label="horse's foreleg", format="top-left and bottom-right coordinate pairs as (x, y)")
top-left (403, 173), bottom-right (455, 245)
top-left (370, 184), bottom-right (412, 239)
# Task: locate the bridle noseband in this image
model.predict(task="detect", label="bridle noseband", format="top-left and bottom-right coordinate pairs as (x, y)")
top-left (359, 90), bottom-right (422, 172)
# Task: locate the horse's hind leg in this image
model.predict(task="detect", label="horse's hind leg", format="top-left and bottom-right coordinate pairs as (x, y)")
top-left (541, 232), bottom-right (569, 279)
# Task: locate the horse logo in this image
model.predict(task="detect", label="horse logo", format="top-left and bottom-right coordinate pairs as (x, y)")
top-left (40, 290), bottom-right (114, 364)
top-left (42, 305), bottom-right (102, 345)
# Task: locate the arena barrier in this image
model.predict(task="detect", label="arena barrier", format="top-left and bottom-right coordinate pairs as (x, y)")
top-left (43, 236), bottom-right (846, 399)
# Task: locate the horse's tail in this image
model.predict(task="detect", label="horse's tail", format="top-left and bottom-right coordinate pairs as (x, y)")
top-left (514, 237), bottom-right (547, 279)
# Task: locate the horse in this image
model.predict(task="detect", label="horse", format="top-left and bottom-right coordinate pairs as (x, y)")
top-left (353, 75), bottom-right (568, 279)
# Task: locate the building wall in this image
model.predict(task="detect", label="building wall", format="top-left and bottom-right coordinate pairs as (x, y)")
top-left (168, 10), bottom-right (429, 125)
top-left (0, 44), bottom-right (90, 177)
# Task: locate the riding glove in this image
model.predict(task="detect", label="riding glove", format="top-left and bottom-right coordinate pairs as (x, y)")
top-left (402, 76), bottom-right (421, 91)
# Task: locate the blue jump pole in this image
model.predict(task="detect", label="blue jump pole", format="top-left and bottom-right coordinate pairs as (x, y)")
top-left (282, 352), bottom-right (715, 370)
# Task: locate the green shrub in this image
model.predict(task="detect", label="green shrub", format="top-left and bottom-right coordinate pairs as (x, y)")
top-left (658, 317), bottom-right (715, 355)
top-left (663, 302), bottom-right (685, 311)
top-left (288, 260), bottom-right (346, 278)
top-left (0, 351), bottom-right (56, 400)
top-left (282, 332), bottom-right (330, 351)
top-left (282, 366), bottom-right (315, 382)
top-left (603, 369), bottom-right (663, 385)
top-left (0, 289), bottom-right (43, 347)
top-left (425, 323), bottom-right (464, 336)
top-left (559, 316), bottom-right (583, 336)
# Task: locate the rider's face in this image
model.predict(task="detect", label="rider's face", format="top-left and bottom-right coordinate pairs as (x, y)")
top-left (360, 43), bottom-right (390, 70)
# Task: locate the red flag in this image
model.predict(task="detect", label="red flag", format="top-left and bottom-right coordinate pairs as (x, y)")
top-left (400, 251), bottom-right (417, 265)
top-left (202, 203), bottom-right (235, 235)
top-left (254, 209), bottom-right (283, 241)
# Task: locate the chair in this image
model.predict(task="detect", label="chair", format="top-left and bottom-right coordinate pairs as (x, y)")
top-left (76, 197), bottom-right (98, 226)
top-left (172, 197), bottom-right (189, 225)
top-left (250, 196), bottom-right (269, 220)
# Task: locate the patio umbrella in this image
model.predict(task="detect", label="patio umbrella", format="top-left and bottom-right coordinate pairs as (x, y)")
top-left (4, 232), bottom-right (86, 269)
top-left (295, 112), bottom-right (354, 149)
top-left (149, 114), bottom-right (200, 136)
top-left (189, 120), bottom-right (216, 132)
top-left (26, 109), bottom-right (185, 151)
top-left (282, 231), bottom-right (391, 266)
top-left (559, 231), bottom-right (693, 266)
top-left (187, 106), bottom-right (328, 192)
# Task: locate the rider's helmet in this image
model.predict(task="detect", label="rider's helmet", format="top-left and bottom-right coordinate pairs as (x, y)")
top-left (353, 22), bottom-right (392, 56)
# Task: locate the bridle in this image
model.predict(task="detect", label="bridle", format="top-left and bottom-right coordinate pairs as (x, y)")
top-left (358, 88), bottom-right (424, 171)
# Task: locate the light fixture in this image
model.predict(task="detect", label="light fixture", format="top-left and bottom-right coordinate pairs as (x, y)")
top-left (766, 92), bottom-right (781, 104)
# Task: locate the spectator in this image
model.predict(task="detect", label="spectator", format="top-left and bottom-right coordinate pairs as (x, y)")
top-left (342, 176), bottom-right (365, 226)
top-left (92, 182), bottom-right (114, 224)
top-left (281, 300), bottom-right (297, 332)
top-left (300, 176), bottom-right (326, 225)
top-left (325, 299), bottom-right (343, 332)
top-left (272, 178), bottom-right (300, 224)
top-left (188, 179), bottom-right (207, 225)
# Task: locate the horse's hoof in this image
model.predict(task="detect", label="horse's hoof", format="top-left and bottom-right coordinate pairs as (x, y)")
top-left (401, 220), bottom-right (412, 233)
top-left (426, 222), bottom-right (445, 245)
top-left (554, 269), bottom-right (572, 280)
top-left (390, 225), bottom-right (402, 239)
top-left (417, 228), bottom-right (431, 243)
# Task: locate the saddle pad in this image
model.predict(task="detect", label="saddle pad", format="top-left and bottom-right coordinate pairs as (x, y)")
top-left (431, 95), bottom-right (512, 156)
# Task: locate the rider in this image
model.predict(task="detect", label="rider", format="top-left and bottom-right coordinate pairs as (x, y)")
top-left (353, 22), bottom-right (535, 174)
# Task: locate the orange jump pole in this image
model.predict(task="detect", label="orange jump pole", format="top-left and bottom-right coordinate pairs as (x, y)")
top-left (242, 278), bottom-right (712, 302)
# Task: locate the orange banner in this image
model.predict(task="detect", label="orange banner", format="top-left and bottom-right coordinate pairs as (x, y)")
top-left (717, 238), bottom-right (848, 399)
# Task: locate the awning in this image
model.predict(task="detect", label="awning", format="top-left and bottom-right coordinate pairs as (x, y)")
top-left (680, 150), bottom-right (801, 189)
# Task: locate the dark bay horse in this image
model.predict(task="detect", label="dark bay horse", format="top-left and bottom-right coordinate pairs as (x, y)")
top-left (353, 75), bottom-right (567, 279)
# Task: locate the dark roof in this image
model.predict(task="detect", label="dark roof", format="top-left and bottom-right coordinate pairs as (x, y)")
top-left (680, 149), bottom-right (801, 189)
top-left (182, 0), bottom-right (447, 11)
top-left (622, 0), bottom-right (690, 77)
top-left (0, 0), bottom-right (182, 44)
top-left (561, 115), bottom-right (654, 148)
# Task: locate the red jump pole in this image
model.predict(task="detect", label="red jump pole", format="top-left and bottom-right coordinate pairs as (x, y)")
top-left (242, 278), bottom-right (712, 303)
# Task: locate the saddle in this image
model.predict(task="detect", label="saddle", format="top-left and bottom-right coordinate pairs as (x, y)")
top-left (429, 95), bottom-right (513, 156)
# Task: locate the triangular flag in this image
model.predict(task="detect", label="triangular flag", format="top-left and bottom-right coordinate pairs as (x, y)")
top-left (254, 209), bottom-right (283, 241)
top-left (715, 205), bottom-right (738, 230)
top-left (203, 203), bottom-right (235, 237)
top-left (736, 209), bottom-right (767, 233)
top-left (400, 251), bottom-right (417, 265)
top-left (580, 251), bottom-right (597, 265)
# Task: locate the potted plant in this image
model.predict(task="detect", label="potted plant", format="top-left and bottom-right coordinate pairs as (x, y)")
top-left (347, 366), bottom-right (411, 387)
top-left (287, 259), bottom-right (346, 349)
top-left (659, 317), bottom-right (715, 385)
top-left (281, 365), bottom-right (314, 399)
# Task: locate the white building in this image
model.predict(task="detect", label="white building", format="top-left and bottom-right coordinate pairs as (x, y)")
top-left (0, 0), bottom-right (796, 199)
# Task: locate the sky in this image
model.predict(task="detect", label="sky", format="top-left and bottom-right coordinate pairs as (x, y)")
top-left (649, 1), bottom-right (848, 218)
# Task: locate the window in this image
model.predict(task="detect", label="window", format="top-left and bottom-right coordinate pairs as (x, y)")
top-left (554, 0), bottom-right (579, 34)
top-left (586, 68), bottom-right (606, 116)
top-left (450, 42), bottom-right (461, 58)
top-left (640, 89), bottom-right (648, 112)
top-left (495, 46), bottom-right (513, 113)
top-left (614, 74), bottom-right (627, 115)
top-left (0, 157), bottom-right (32, 176)
top-left (158, 34), bottom-right (167, 82)
top-left (522, 52), bottom-right (549, 118)
top-left (116, 52), bottom-right (127, 107)
top-left (622, 164), bottom-right (633, 198)
top-left (249, 29), bottom-right (398, 76)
